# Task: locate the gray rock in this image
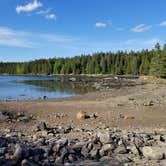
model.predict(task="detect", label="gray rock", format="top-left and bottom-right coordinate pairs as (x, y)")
top-left (18, 116), bottom-right (30, 122)
top-left (142, 146), bottom-right (164, 160)
top-left (0, 112), bottom-right (9, 121)
top-left (115, 154), bottom-right (132, 163)
top-left (12, 144), bottom-right (29, 162)
top-left (128, 145), bottom-right (140, 155)
top-left (114, 145), bottom-right (128, 154)
top-left (81, 144), bottom-right (90, 158)
top-left (0, 147), bottom-right (7, 155)
top-left (99, 144), bottom-right (114, 156)
top-left (89, 148), bottom-right (100, 160)
top-left (37, 122), bottom-right (47, 131)
top-left (0, 137), bottom-right (7, 148)
top-left (160, 160), bottom-right (166, 166)
top-left (68, 153), bottom-right (77, 162)
top-left (21, 159), bottom-right (39, 166)
top-left (52, 138), bottom-right (68, 152)
top-left (134, 136), bottom-right (144, 148)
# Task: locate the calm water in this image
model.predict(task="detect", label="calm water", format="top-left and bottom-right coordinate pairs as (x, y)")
top-left (0, 75), bottom-right (80, 100)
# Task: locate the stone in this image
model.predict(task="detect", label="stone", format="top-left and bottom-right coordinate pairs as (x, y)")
top-left (0, 147), bottom-right (6, 155)
top-left (115, 155), bottom-right (132, 164)
top-left (81, 144), bottom-right (90, 158)
top-left (76, 111), bottom-right (90, 120)
top-left (21, 159), bottom-right (39, 166)
top-left (160, 160), bottom-right (166, 166)
top-left (11, 144), bottom-right (29, 162)
top-left (68, 153), bottom-right (77, 162)
top-left (37, 122), bottom-right (47, 131)
top-left (99, 144), bottom-right (114, 156)
top-left (0, 137), bottom-right (7, 148)
top-left (114, 145), bottom-right (128, 154)
top-left (69, 77), bottom-right (76, 82)
top-left (124, 115), bottom-right (135, 120)
top-left (0, 112), bottom-right (9, 121)
top-left (134, 137), bottom-right (144, 148)
top-left (52, 138), bottom-right (68, 152)
top-left (18, 116), bottom-right (30, 122)
top-left (97, 132), bottom-right (112, 144)
top-left (142, 146), bottom-right (164, 160)
top-left (129, 145), bottom-right (140, 155)
top-left (89, 148), bottom-right (100, 160)
top-left (43, 96), bottom-right (48, 100)
top-left (143, 100), bottom-right (154, 106)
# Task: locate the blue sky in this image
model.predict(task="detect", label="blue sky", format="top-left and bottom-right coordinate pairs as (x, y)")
top-left (0, 0), bottom-right (166, 62)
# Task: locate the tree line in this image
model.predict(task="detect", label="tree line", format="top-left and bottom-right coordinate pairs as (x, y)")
top-left (0, 43), bottom-right (165, 78)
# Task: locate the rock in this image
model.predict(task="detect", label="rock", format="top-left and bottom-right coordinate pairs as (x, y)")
top-left (69, 77), bottom-right (76, 82)
top-left (41, 131), bottom-right (48, 137)
top-left (129, 145), bottom-right (140, 155)
top-left (134, 136), bottom-right (144, 148)
top-left (115, 155), bottom-right (132, 164)
top-left (97, 132), bottom-right (112, 144)
top-left (90, 113), bottom-right (98, 119)
top-left (99, 144), bottom-right (114, 156)
top-left (0, 112), bottom-right (9, 121)
top-left (43, 96), bottom-right (47, 100)
top-left (81, 144), bottom-right (90, 158)
top-left (11, 144), bottom-right (29, 162)
top-left (100, 156), bottom-right (112, 162)
top-left (29, 148), bottom-right (44, 157)
top-left (37, 122), bottom-right (47, 131)
top-left (142, 146), bottom-right (164, 160)
top-left (0, 147), bottom-right (6, 155)
top-left (89, 148), bottom-right (100, 160)
top-left (0, 137), bottom-right (7, 148)
top-left (21, 159), bottom-right (39, 166)
top-left (114, 145), bottom-right (128, 154)
top-left (76, 111), bottom-right (90, 120)
top-left (143, 100), bottom-right (154, 106)
top-left (18, 116), bottom-right (30, 122)
top-left (68, 153), bottom-right (77, 162)
top-left (52, 138), bottom-right (68, 153)
top-left (124, 115), bottom-right (135, 120)
top-left (128, 97), bottom-right (135, 101)
top-left (160, 160), bottom-right (166, 166)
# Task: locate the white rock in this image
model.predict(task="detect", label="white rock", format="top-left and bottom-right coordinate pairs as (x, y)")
top-left (97, 132), bottom-right (112, 144)
top-left (142, 146), bottom-right (164, 160)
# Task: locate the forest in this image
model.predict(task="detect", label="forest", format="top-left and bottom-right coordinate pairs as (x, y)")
top-left (0, 43), bottom-right (166, 78)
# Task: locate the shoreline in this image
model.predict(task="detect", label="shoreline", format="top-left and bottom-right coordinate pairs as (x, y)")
top-left (0, 81), bottom-right (166, 165)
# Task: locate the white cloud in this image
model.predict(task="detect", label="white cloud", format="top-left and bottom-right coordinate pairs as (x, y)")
top-left (39, 34), bottom-right (73, 43)
top-left (36, 9), bottom-right (51, 15)
top-left (131, 24), bottom-right (152, 32)
top-left (159, 21), bottom-right (166, 27)
top-left (16, 0), bottom-right (43, 14)
top-left (0, 27), bottom-right (35, 48)
top-left (45, 14), bottom-right (56, 20)
top-left (0, 27), bottom-right (75, 48)
top-left (95, 22), bottom-right (107, 28)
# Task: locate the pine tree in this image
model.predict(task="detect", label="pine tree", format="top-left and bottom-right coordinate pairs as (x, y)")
top-left (150, 43), bottom-right (166, 78)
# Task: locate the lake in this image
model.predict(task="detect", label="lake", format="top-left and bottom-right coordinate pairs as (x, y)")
top-left (0, 75), bottom-right (84, 100)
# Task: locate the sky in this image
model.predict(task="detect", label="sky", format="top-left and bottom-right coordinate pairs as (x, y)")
top-left (0, 0), bottom-right (166, 62)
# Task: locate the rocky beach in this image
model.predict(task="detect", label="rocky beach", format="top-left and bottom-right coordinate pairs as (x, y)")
top-left (0, 77), bottom-right (166, 166)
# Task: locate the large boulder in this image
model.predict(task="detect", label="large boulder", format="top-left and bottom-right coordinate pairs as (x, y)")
top-left (76, 111), bottom-right (90, 120)
top-left (142, 146), bottom-right (164, 160)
